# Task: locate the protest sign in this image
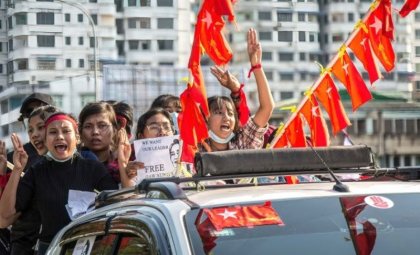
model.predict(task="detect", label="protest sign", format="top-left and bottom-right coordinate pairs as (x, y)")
top-left (133, 135), bottom-right (180, 182)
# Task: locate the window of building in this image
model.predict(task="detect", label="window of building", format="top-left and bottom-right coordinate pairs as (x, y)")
top-left (309, 53), bottom-right (318, 61)
top-left (140, 0), bottom-right (150, 6)
top-left (279, 72), bottom-right (294, 81)
top-left (37, 12), bottom-right (54, 25)
top-left (65, 37), bottom-right (71, 45)
top-left (140, 40), bottom-right (151, 50)
top-left (384, 119), bottom-right (393, 134)
top-left (66, 59), bottom-right (71, 68)
top-left (406, 119), bottom-right (415, 134)
top-left (90, 37), bottom-right (95, 48)
top-left (298, 12), bottom-right (305, 21)
top-left (91, 14), bottom-right (97, 25)
top-left (139, 18), bottom-right (151, 29)
top-left (79, 59), bottom-right (84, 68)
top-left (331, 13), bottom-right (345, 22)
top-left (0, 64), bottom-right (2, 74)
top-left (259, 31), bottom-right (272, 41)
top-left (128, 0), bottom-right (136, 6)
top-left (278, 52), bottom-right (293, 61)
top-left (278, 31), bottom-right (293, 42)
top-left (8, 16), bottom-right (12, 29)
top-left (0, 43), bottom-right (2, 52)
top-left (15, 13), bottom-right (27, 25)
top-left (7, 61), bottom-right (13, 74)
top-left (17, 59), bottom-right (28, 70)
top-left (356, 119), bottom-right (366, 134)
top-left (65, 13), bottom-right (70, 22)
top-left (157, 40), bottom-right (173, 50)
top-left (78, 14), bottom-right (83, 22)
top-left (332, 33), bottom-right (344, 42)
top-left (116, 19), bottom-right (124, 34)
top-left (89, 0), bottom-right (97, 2)
top-left (52, 95), bottom-right (63, 108)
top-left (258, 11), bottom-right (272, 21)
top-left (299, 52), bottom-right (306, 61)
top-left (157, 18), bottom-right (173, 29)
top-left (128, 18), bottom-right (136, 29)
top-left (159, 62), bottom-right (174, 66)
top-left (262, 52), bottom-right (272, 61)
top-left (300, 72), bottom-right (307, 81)
top-left (415, 81), bottom-right (420, 91)
top-left (395, 119), bottom-right (404, 134)
top-left (80, 94), bottom-right (95, 107)
top-left (37, 35), bottom-right (55, 47)
top-left (280, 91), bottom-right (294, 99)
top-left (415, 12), bottom-right (420, 22)
top-left (383, 72), bottom-right (394, 81)
top-left (347, 12), bottom-right (354, 22)
top-left (78, 37), bottom-right (83, 45)
top-left (265, 71), bottom-right (273, 81)
top-left (37, 59), bottom-right (55, 70)
top-left (308, 14), bottom-right (317, 22)
top-left (128, 40), bottom-right (139, 50)
top-left (298, 31), bottom-right (305, 42)
top-left (277, 12), bottom-right (292, 22)
top-left (157, 0), bottom-right (172, 6)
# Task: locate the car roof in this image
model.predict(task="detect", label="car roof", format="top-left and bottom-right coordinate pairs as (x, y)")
top-left (185, 181), bottom-right (420, 207)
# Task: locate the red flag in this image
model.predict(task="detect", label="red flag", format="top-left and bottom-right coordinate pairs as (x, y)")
top-left (284, 176), bottom-right (299, 184)
top-left (195, 0), bottom-right (233, 66)
top-left (341, 196), bottom-right (377, 255)
top-left (195, 210), bottom-right (218, 254)
top-left (272, 132), bottom-right (289, 148)
top-left (204, 201), bottom-right (284, 231)
top-left (214, 0), bottom-right (236, 22)
top-left (300, 95), bottom-right (330, 147)
top-left (348, 26), bottom-right (381, 85)
top-left (399, 0), bottom-right (420, 17)
top-left (331, 50), bottom-right (372, 111)
top-left (314, 74), bottom-right (351, 134)
top-left (235, 85), bottom-right (250, 127)
top-left (285, 114), bottom-right (306, 147)
top-left (366, 2), bottom-right (395, 72)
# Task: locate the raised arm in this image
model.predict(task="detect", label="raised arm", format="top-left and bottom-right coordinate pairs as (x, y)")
top-left (116, 129), bottom-right (143, 188)
top-left (247, 28), bottom-right (275, 128)
top-left (0, 133), bottom-right (27, 227)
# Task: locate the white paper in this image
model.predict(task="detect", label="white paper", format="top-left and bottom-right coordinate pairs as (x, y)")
top-left (66, 190), bottom-right (97, 220)
top-left (72, 236), bottom-right (96, 255)
top-left (133, 135), bottom-right (180, 183)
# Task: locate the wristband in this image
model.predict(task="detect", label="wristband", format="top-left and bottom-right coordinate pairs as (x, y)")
top-left (230, 84), bottom-right (244, 102)
top-left (247, 63), bottom-right (262, 78)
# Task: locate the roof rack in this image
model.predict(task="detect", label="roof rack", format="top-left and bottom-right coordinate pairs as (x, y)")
top-left (95, 146), bottom-right (420, 208)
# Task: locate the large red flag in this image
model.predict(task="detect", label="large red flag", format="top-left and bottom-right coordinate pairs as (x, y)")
top-left (331, 50), bottom-right (372, 111)
top-left (314, 74), bottom-right (351, 134)
top-left (399, 0), bottom-right (420, 17)
top-left (285, 115), bottom-right (306, 147)
top-left (204, 201), bottom-right (284, 231)
top-left (195, 0), bottom-right (233, 66)
top-left (366, 1), bottom-right (395, 72)
top-left (300, 95), bottom-right (330, 146)
top-left (348, 26), bottom-right (381, 85)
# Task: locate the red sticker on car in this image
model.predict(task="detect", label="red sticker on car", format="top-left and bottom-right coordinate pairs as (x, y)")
top-left (364, 195), bottom-right (394, 209)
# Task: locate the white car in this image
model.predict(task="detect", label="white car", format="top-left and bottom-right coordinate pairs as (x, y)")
top-left (47, 145), bottom-right (420, 255)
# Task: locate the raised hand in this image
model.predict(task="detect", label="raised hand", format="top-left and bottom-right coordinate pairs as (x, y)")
top-left (210, 66), bottom-right (241, 93)
top-left (11, 133), bottom-right (28, 172)
top-left (125, 161), bottom-right (144, 179)
top-left (116, 129), bottom-right (131, 166)
top-left (247, 28), bottom-right (262, 66)
top-left (0, 140), bottom-right (7, 175)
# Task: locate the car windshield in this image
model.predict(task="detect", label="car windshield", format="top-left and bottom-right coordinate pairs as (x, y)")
top-left (185, 193), bottom-right (420, 254)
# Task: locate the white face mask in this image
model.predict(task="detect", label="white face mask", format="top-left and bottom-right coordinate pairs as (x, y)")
top-left (208, 130), bottom-right (235, 144)
top-left (46, 149), bottom-right (76, 162)
top-left (170, 112), bottom-right (179, 134)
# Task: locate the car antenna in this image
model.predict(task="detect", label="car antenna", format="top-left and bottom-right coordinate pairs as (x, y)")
top-left (307, 140), bottom-right (350, 192)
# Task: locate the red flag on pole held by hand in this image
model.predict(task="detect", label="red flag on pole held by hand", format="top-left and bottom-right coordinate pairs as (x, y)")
top-left (331, 50), bottom-right (372, 111)
top-left (300, 95), bottom-right (330, 147)
top-left (314, 74), bottom-right (351, 135)
top-left (204, 201), bottom-right (284, 231)
top-left (399, 0), bottom-right (420, 17)
top-left (348, 26), bottom-right (381, 85)
top-left (366, 1), bottom-right (395, 72)
top-left (195, 0), bottom-right (233, 66)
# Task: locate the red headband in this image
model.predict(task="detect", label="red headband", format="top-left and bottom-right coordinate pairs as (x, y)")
top-left (45, 114), bottom-right (78, 129)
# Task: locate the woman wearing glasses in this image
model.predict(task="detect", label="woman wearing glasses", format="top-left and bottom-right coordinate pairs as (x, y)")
top-left (78, 102), bottom-right (137, 188)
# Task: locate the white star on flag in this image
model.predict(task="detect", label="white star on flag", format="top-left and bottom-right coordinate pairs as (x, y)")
top-left (311, 106), bottom-right (319, 117)
top-left (370, 16), bottom-right (382, 35)
top-left (342, 63), bottom-right (349, 75)
top-left (360, 38), bottom-right (366, 50)
top-left (202, 11), bottom-right (213, 30)
top-left (326, 87), bottom-right (333, 99)
top-left (217, 209), bottom-right (238, 220)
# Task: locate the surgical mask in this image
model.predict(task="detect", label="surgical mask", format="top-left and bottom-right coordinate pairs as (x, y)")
top-left (171, 112), bottom-right (179, 134)
top-left (46, 149), bottom-right (77, 162)
top-left (208, 130), bottom-right (235, 144)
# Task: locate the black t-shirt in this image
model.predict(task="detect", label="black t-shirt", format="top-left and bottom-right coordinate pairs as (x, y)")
top-left (15, 155), bottom-right (118, 243)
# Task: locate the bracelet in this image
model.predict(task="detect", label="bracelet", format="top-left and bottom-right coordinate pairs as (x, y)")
top-left (230, 84), bottom-right (244, 102)
top-left (247, 63), bottom-right (262, 78)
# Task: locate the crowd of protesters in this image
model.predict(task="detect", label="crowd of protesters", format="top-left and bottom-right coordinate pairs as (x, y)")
top-left (0, 28), bottom-right (276, 255)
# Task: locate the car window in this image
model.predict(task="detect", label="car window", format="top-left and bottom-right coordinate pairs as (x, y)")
top-left (185, 193), bottom-right (420, 254)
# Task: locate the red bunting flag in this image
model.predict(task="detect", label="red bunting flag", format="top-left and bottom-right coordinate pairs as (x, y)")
top-left (285, 114), bottom-right (306, 147)
top-left (399, 0), bottom-right (420, 17)
top-left (300, 95), bottom-right (330, 147)
top-left (314, 74), bottom-right (351, 134)
top-left (366, 1), bottom-right (395, 72)
top-left (204, 201), bottom-right (284, 231)
top-left (195, 0), bottom-right (233, 66)
top-left (348, 26), bottom-right (381, 85)
top-left (331, 50), bottom-right (372, 111)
